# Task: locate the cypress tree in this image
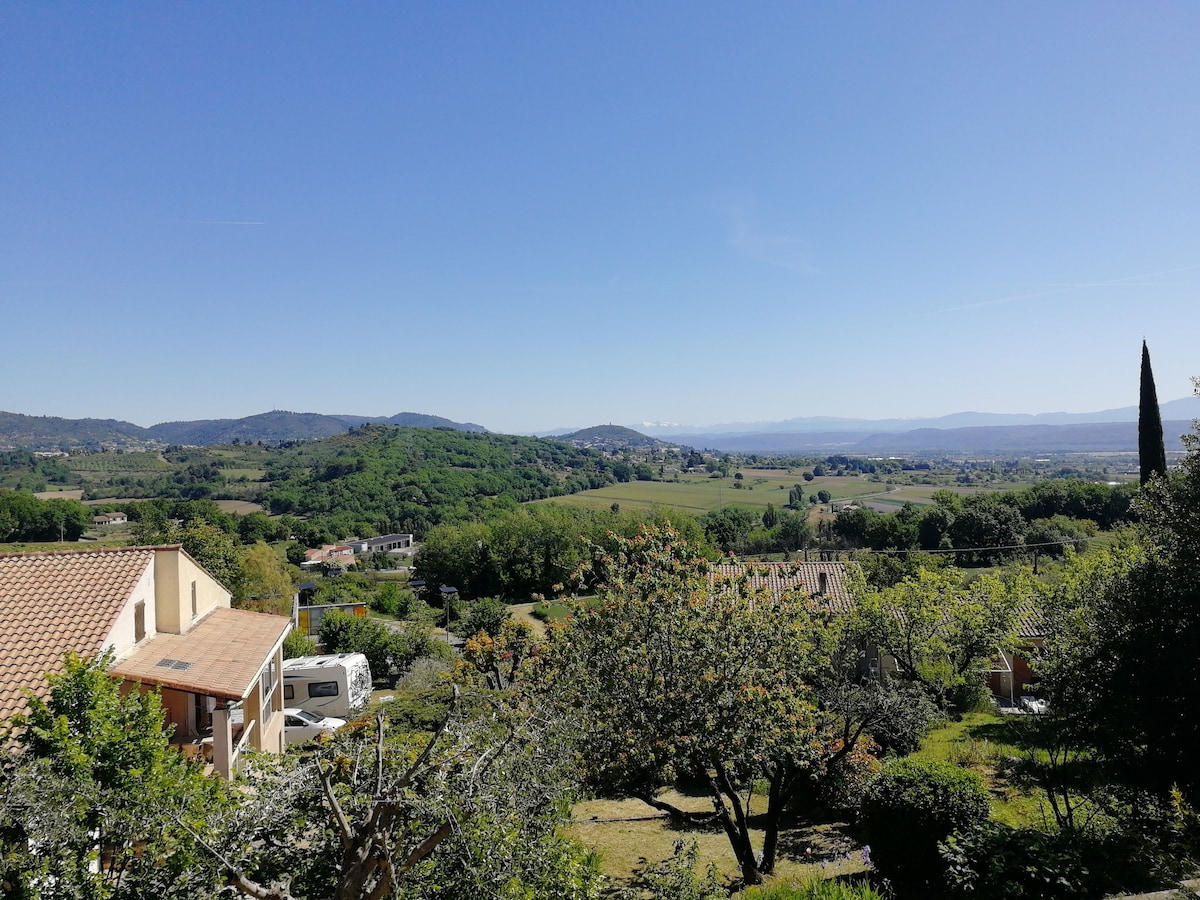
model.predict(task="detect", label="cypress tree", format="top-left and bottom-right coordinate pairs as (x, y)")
top-left (1138, 340), bottom-right (1167, 485)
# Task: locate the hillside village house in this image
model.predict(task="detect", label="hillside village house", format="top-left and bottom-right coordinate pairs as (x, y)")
top-left (92, 512), bottom-right (128, 526)
top-left (0, 545), bottom-right (292, 778)
top-left (346, 533), bottom-right (415, 555)
top-left (301, 544), bottom-right (354, 567)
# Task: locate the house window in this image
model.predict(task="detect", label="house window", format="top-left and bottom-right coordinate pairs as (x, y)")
top-left (308, 681), bottom-right (339, 698)
top-left (261, 660), bottom-right (277, 704)
top-left (191, 581), bottom-right (198, 619)
top-left (134, 601), bottom-right (145, 642)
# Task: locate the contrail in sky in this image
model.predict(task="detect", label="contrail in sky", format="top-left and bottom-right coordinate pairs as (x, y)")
top-left (945, 263), bottom-right (1200, 312)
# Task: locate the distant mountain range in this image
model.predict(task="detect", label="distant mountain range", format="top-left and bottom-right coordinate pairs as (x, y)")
top-left (631, 396), bottom-right (1200, 438)
top-left (0, 410), bottom-right (486, 451)
top-left (671, 421), bottom-right (1195, 455)
top-left (3, 395), bottom-right (1198, 455)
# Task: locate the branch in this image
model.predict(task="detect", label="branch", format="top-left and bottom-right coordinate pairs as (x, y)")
top-left (395, 684), bottom-right (460, 791)
top-left (374, 712), bottom-right (385, 797)
top-left (317, 758), bottom-right (354, 850)
top-left (395, 822), bottom-right (453, 875)
top-left (174, 814), bottom-right (295, 900)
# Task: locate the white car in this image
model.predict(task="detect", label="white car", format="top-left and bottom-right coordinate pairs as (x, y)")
top-left (228, 705), bottom-right (347, 745)
top-left (282, 708), bottom-right (347, 745)
top-left (1019, 695), bottom-right (1049, 714)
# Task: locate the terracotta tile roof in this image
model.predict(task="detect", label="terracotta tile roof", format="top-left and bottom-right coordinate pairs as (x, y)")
top-left (0, 547), bottom-right (156, 723)
top-left (1013, 604), bottom-right (1045, 641)
top-left (709, 561), bottom-right (854, 613)
top-left (110, 607), bottom-right (291, 700)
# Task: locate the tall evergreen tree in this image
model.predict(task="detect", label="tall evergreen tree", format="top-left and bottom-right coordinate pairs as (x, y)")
top-left (1138, 340), bottom-right (1167, 486)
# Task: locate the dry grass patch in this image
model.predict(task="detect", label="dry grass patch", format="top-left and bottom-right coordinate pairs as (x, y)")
top-left (568, 793), bottom-right (868, 889)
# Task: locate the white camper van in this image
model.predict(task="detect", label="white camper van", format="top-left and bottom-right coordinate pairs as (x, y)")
top-left (282, 652), bottom-right (372, 718)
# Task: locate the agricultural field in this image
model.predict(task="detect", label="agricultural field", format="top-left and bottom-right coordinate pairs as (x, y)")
top-left (534, 470), bottom-right (1034, 517)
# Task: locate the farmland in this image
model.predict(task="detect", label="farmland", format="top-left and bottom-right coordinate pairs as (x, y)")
top-left (534, 468), bottom-right (1037, 516)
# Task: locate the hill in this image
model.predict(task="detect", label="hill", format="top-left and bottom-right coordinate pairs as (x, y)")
top-left (0, 409), bottom-right (487, 450)
top-left (554, 425), bottom-right (676, 452)
top-left (0, 411), bottom-right (157, 451)
top-left (257, 425), bottom-right (623, 536)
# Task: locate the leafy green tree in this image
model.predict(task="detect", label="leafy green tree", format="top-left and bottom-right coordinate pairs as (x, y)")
top-left (538, 525), bottom-right (856, 885)
top-left (762, 502), bottom-right (779, 529)
top-left (788, 483), bottom-right (805, 508)
top-left (459, 596), bottom-right (511, 638)
top-left (854, 567), bottom-right (1026, 710)
top-left (1039, 461), bottom-right (1200, 805)
top-left (3, 651), bottom-right (227, 898)
top-left (0, 489), bottom-right (91, 541)
top-left (282, 629), bottom-right (319, 659)
top-left (236, 540), bottom-right (295, 612)
top-left (318, 609), bottom-right (437, 686)
top-left (1139, 339), bottom-right (1168, 485)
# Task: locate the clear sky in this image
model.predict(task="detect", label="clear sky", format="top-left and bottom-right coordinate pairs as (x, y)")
top-left (3, 3), bottom-right (1199, 434)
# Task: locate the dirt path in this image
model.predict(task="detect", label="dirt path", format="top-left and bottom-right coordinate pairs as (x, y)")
top-left (507, 602), bottom-right (546, 637)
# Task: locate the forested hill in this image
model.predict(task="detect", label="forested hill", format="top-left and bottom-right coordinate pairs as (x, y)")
top-left (554, 424), bottom-right (677, 452)
top-left (0, 409), bottom-right (486, 450)
top-left (149, 411), bottom-right (488, 444)
top-left (258, 425), bottom-right (622, 537)
top-left (0, 411), bottom-right (154, 450)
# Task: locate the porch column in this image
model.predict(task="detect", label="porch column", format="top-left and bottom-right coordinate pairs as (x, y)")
top-left (212, 703), bottom-right (233, 779)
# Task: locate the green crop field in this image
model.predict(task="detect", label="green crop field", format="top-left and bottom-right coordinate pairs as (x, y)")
top-left (537, 472), bottom-right (888, 514)
top-left (537, 471), bottom-right (1040, 517)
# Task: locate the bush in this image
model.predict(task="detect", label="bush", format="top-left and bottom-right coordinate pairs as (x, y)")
top-left (318, 610), bottom-right (438, 686)
top-left (282, 629), bottom-right (318, 660)
top-left (460, 597), bottom-right (510, 638)
top-left (942, 821), bottom-right (1162, 899)
top-left (860, 758), bottom-right (990, 890)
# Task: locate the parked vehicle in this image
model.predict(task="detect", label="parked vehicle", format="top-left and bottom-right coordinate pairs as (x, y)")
top-left (282, 708), bottom-right (346, 745)
top-left (1020, 695), bottom-right (1049, 714)
top-left (228, 705), bottom-right (346, 746)
top-left (282, 652), bottom-right (372, 718)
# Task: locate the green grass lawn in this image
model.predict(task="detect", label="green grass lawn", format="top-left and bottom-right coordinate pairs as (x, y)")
top-left (912, 710), bottom-right (1047, 828)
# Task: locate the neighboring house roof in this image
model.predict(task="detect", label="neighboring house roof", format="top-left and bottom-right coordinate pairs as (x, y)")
top-left (111, 607), bottom-right (291, 701)
top-left (0, 547), bottom-right (156, 723)
top-left (1013, 604), bottom-right (1045, 641)
top-left (709, 561), bottom-right (854, 614)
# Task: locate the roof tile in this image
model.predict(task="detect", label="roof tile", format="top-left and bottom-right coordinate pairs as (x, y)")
top-left (0, 547), bottom-right (155, 723)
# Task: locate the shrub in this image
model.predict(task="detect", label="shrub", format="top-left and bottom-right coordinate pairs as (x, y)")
top-left (460, 596), bottom-right (510, 638)
top-left (860, 758), bottom-right (990, 890)
top-left (282, 629), bottom-right (318, 660)
top-left (318, 610), bottom-right (438, 686)
top-left (741, 879), bottom-right (884, 900)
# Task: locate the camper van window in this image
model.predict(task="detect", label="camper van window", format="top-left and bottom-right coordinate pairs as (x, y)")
top-left (284, 685), bottom-right (294, 701)
top-left (308, 681), bottom-right (339, 698)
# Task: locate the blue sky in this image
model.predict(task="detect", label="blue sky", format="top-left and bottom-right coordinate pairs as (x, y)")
top-left (3, 3), bottom-right (1199, 434)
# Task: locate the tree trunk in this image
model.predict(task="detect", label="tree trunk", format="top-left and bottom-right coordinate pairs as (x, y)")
top-left (707, 757), bottom-right (762, 885)
top-left (759, 764), bottom-right (789, 874)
